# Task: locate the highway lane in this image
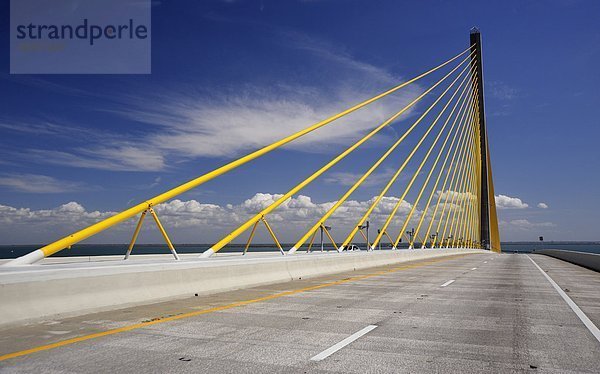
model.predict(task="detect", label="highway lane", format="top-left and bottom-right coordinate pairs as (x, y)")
top-left (1, 253), bottom-right (599, 373)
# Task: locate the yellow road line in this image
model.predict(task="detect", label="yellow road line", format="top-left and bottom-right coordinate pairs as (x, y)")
top-left (0, 253), bottom-right (471, 362)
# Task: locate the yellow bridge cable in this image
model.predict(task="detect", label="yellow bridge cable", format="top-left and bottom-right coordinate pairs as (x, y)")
top-left (428, 93), bottom-right (477, 248)
top-left (444, 88), bottom-right (478, 248)
top-left (392, 117), bottom-right (469, 249)
top-left (467, 94), bottom-right (483, 247)
top-left (370, 73), bottom-right (476, 250)
top-left (450, 129), bottom-right (476, 247)
top-left (338, 70), bottom-right (475, 251)
top-left (402, 80), bottom-right (476, 248)
top-left (451, 123), bottom-right (476, 247)
top-left (395, 78), bottom-right (475, 248)
top-left (411, 79), bottom-right (476, 248)
top-left (203, 52), bottom-right (476, 257)
top-left (440, 109), bottom-right (475, 247)
top-left (439, 97), bottom-right (477, 247)
top-left (464, 103), bottom-right (478, 248)
top-left (452, 92), bottom-right (480, 247)
top-left (290, 61), bottom-right (475, 253)
top-left (465, 149), bottom-right (478, 247)
top-left (417, 94), bottom-right (473, 248)
top-left (366, 75), bottom-right (469, 250)
top-left (5, 48), bottom-right (473, 265)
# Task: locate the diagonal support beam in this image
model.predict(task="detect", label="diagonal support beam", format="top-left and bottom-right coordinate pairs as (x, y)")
top-left (149, 208), bottom-right (180, 260)
top-left (321, 224), bottom-right (337, 251)
top-left (124, 210), bottom-right (148, 260)
top-left (124, 209), bottom-right (180, 260)
top-left (242, 216), bottom-right (285, 255)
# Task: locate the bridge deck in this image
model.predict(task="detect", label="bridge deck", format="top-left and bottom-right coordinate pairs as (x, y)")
top-left (1, 253), bottom-right (599, 373)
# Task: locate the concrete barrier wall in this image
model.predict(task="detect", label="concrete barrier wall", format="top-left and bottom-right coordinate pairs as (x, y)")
top-left (0, 249), bottom-right (485, 327)
top-left (535, 249), bottom-right (600, 272)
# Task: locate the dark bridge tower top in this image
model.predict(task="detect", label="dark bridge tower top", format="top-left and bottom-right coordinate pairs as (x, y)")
top-left (470, 28), bottom-right (491, 250)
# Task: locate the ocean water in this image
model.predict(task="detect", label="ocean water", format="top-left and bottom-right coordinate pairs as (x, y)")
top-left (1, 242), bottom-right (598, 259)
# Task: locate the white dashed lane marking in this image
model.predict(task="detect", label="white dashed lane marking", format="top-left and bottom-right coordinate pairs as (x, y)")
top-left (310, 325), bottom-right (378, 361)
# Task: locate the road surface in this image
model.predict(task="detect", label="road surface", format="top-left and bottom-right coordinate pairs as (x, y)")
top-left (1, 253), bottom-right (599, 373)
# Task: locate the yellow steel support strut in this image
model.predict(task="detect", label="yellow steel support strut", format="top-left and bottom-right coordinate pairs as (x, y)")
top-left (149, 208), bottom-right (180, 260)
top-left (243, 216), bottom-right (285, 255)
top-left (124, 210), bottom-right (148, 260)
top-left (321, 224), bottom-right (338, 250)
top-left (243, 220), bottom-right (260, 255)
top-left (382, 231), bottom-right (395, 248)
top-left (123, 209), bottom-right (179, 260)
top-left (306, 230), bottom-right (318, 253)
top-left (261, 217), bottom-right (285, 255)
top-left (357, 229), bottom-right (371, 249)
top-left (5, 48), bottom-right (473, 266)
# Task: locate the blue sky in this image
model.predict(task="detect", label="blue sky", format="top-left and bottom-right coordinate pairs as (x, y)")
top-left (1, 0), bottom-right (599, 245)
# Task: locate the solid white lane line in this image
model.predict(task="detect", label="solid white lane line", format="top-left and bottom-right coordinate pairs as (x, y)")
top-left (441, 280), bottom-right (455, 287)
top-left (471, 267), bottom-right (477, 270)
top-left (527, 255), bottom-right (600, 343)
top-left (310, 325), bottom-right (377, 361)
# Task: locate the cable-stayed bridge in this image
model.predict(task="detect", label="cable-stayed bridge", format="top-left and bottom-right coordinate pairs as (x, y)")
top-left (7, 29), bottom-right (499, 266)
top-left (1, 30), bottom-right (598, 373)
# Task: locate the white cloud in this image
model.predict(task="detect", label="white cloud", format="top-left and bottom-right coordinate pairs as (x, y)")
top-left (495, 194), bottom-right (529, 209)
top-left (488, 81), bottom-right (520, 100)
top-left (155, 193), bottom-right (415, 227)
top-left (0, 121), bottom-right (100, 138)
top-left (0, 193), bottom-right (422, 244)
top-left (435, 190), bottom-right (476, 202)
top-left (324, 168), bottom-right (397, 187)
top-left (0, 174), bottom-right (87, 193)
top-left (537, 202), bottom-right (549, 209)
top-left (14, 32), bottom-right (422, 171)
top-left (117, 78), bottom-right (418, 160)
top-left (0, 202), bottom-right (114, 227)
top-left (1, 119), bottom-right (165, 172)
top-left (148, 177), bottom-right (162, 188)
top-left (502, 219), bottom-right (555, 230)
top-left (27, 145), bottom-right (165, 172)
